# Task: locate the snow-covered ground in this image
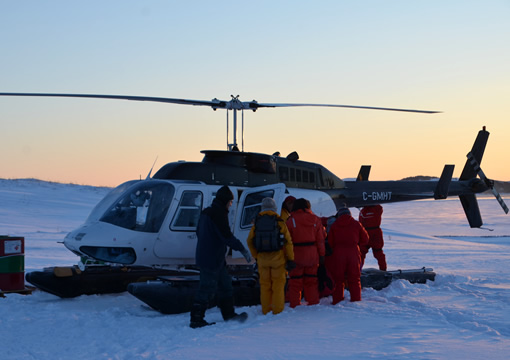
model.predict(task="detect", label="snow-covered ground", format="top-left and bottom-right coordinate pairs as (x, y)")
top-left (1, 179), bottom-right (510, 360)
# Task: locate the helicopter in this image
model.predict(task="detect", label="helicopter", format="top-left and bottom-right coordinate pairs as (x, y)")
top-left (1, 92), bottom-right (508, 309)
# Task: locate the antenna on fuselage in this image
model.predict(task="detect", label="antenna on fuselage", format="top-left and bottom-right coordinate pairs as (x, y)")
top-left (146, 156), bottom-right (159, 180)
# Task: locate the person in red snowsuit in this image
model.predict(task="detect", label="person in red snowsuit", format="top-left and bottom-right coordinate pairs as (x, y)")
top-left (286, 198), bottom-right (325, 307)
top-left (327, 206), bottom-right (369, 303)
top-left (359, 205), bottom-right (387, 271)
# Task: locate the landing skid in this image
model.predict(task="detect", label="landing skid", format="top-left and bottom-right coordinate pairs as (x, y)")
top-left (128, 273), bottom-right (260, 314)
top-left (128, 267), bottom-right (436, 314)
top-left (25, 265), bottom-right (435, 307)
top-left (25, 265), bottom-right (197, 298)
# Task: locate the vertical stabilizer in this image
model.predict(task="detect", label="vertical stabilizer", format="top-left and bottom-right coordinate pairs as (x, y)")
top-left (459, 127), bottom-right (489, 180)
top-left (457, 127), bottom-right (490, 227)
top-left (459, 194), bottom-right (483, 228)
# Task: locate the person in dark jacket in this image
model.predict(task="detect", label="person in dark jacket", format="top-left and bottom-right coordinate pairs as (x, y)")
top-left (190, 185), bottom-right (252, 329)
top-left (326, 205), bottom-right (369, 303)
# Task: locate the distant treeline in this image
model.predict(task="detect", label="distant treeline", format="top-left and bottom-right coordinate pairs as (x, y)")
top-left (400, 176), bottom-right (510, 194)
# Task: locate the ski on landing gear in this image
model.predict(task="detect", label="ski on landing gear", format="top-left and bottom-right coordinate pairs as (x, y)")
top-left (127, 266), bottom-right (436, 314)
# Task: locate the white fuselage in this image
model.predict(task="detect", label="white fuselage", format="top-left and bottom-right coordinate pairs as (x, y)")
top-left (64, 179), bottom-right (337, 268)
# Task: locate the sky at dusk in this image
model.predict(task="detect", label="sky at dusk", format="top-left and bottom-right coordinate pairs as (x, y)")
top-left (1, 1), bottom-right (509, 187)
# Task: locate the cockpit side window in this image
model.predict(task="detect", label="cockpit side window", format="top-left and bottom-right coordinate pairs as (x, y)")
top-left (100, 182), bottom-right (174, 233)
top-left (240, 189), bottom-right (275, 229)
top-left (170, 191), bottom-right (203, 231)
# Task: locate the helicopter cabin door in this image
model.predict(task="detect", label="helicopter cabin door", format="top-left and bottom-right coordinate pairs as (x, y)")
top-left (152, 184), bottom-right (207, 263)
top-left (228, 183), bottom-right (286, 264)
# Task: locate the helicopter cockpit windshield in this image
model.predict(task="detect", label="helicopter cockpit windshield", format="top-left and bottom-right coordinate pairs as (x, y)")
top-left (99, 181), bottom-right (174, 233)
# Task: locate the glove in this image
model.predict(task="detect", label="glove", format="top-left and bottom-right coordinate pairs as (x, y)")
top-left (286, 260), bottom-right (297, 271)
top-left (319, 255), bottom-right (325, 266)
top-left (240, 248), bottom-right (252, 263)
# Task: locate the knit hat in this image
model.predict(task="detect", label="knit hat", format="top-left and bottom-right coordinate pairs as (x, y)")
top-left (282, 195), bottom-right (296, 211)
top-left (284, 195), bottom-right (296, 204)
top-left (215, 185), bottom-right (234, 205)
top-left (261, 197), bottom-right (277, 212)
top-left (336, 203), bottom-right (351, 217)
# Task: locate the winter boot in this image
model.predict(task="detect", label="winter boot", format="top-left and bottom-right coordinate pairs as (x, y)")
top-left (218, 297), bottom-right (248, 323)
top-left (190, 303), bottom-right (215, 329)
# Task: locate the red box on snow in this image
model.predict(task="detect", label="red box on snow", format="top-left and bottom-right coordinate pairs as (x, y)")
top-left (0, 236), bottom-right (25, 291)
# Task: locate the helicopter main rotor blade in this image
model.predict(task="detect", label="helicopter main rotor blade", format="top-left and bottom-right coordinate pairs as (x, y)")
top-left (250, 102), bottom-right (441, 114)
top-left (0, 93), bottom-right (226, 108)
top-left (0, 92), bottom-right (440, 113)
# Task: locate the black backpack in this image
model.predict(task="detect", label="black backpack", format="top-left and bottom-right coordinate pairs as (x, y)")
top-left (254, 214), bottom-right (285, 252)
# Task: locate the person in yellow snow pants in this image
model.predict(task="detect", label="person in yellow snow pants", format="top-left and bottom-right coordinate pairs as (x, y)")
top-left (247, 198), bottom-right (295, 315)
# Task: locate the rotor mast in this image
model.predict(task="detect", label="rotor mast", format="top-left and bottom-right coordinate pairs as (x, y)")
top-left (225, 95), bottom-right (248, 151)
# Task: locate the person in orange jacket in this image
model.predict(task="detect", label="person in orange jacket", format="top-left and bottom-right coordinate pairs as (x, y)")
top-left (247, 198), bottom-right (295, 315)
top-left (359, 205), bottom-right (387, 271)
top-left (327, 205), bottom-right (369, 303)
top-left (286, 198), bottom-right (325, 307)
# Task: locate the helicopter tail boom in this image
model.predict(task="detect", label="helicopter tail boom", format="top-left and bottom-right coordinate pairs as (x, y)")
top-left (338, 127), bottom-right (507, 228)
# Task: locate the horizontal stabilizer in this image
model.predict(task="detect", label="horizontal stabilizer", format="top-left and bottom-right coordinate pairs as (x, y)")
top-left (434, 165), bottom-right (454, 199)
top-left (459, 194), bottom-right (483, 228)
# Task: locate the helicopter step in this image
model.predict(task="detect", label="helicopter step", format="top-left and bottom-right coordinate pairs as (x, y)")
top-left (24, 265), bottom-right (197, 298)
top-left (127, 266), bottom-right (436, 314)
